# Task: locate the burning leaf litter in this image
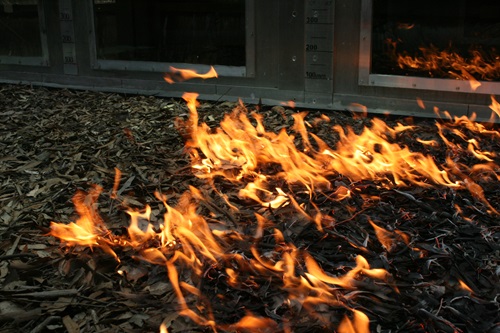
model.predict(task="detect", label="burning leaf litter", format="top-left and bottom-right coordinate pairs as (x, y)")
top-left (0, 84), bottom-right (499, 332)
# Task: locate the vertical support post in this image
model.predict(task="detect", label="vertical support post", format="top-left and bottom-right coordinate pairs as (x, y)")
top-left (59, 0), bottom-right (78, 75)
top-left (304, 0), bottom-right (334, 105)
top-left (278, 0), bottom-right (305, 92)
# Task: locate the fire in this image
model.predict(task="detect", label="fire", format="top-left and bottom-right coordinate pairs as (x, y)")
top-left (369, 218), bottom-right (409, 252)
top-left (184, 91), bottom-right (500, 218)
top-left (397, 22), bottom-right (415, 30)
top-left (223, 313), bottom-right (279, 333)
top-left (489, 95), bottom-right (500, 123)
top-left (159, 322), bottom-right (168, 333)
top-left (280, 100), bottom-right (296, 108)
top-left (163, 66), bottom-right (218, 84)
top-left (305, 253), bottom-right (390, 289)
top-left (50, 183), bottom-right (230, 329)
top-left (337, 309), bottom-right (370, 333)
top-left (48, 66), bottom-right (500, 332)
top-left (458, 279), bottom-right (474, 293)
top-left (49, 176), bottom-right (391, 331)
top-left (49, 186), bottom-right (106, 247)
top-left (184, 91), bottom-right (471, 219)
top-left (394, 44), bottom-right (500, 88)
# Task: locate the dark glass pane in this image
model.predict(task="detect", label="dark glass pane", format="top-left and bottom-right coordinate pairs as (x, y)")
top-left (0, 1), bottom-right (42, 57)
top-left (93, 0), bottom-right (245, 66)
top-left (371, 0), bottom-right (500, 81)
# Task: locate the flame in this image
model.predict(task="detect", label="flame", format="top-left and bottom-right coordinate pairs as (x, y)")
top-left (163, 66), bottom-right (218, 84)
top-left (110, 167), bottom-right (121, 199)
top-left (159, 322), bottom-right (168, 333)
top-left (305, 254), bottom-right (389, 289)
top-left (49, 186), bottom-right (107, 248)
top-left (185, 93), bottom-right (465, 214)
top-left (458, 279), bottom-right (473, 293)
top-left (397, 22), bottom-right (415, 30)
top-left (51, 182), bottom-right (228, 328)
top-left (238, 176), bottom-right (290, 208)
top-left (369, 219), bottom-right (409, 252)
top-left (338, 309), bottom-right (370, 333)
top-left (459, 68), bottom-right (482, 91)
top-left (280, 100), bottom-right (296, 108)
top-left (489, 95), bottom-right (500, 123)
top-left (183, 92), bottom-right (500, 221)
top-left (395, 44), bottom-right (500, 85)
top-left (48, 90), bottom-right (500, 332)
top-left (224, 313), bottom-right (279, 333)
top-left (416, 97), bottom-right (426, 110)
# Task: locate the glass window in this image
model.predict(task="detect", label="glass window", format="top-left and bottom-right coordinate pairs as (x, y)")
top-left (93, 0), bottom-right (246, 66)
top-left (371, 0), bottom-right (500, 82)
top-left (0, 0), bottom-right (42, 57)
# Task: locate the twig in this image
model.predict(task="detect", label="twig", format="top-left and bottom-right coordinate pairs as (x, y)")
top-left (0, 253), bottom-right (38, 260)
top-left (12, 289), bottom-right (78, 298)
top-left (418, 308), bottom-right (464, 333)
top-left (0, 308), bottom-right (42, 323)
top-left (30, 316), bottom-right (60, 333)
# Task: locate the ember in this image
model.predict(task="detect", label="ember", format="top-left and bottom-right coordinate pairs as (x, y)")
top-left (0, 83), bottom-right (499, 332)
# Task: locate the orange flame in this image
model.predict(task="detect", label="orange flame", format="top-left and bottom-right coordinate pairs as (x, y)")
top-left (159, 322), bottom-right (169, 333)
top-left (396, 44), bottom-right (500, 85)
top-left (48, 91), bottom-right (500, 332)
top-left (224, 313), bottom-right (279, 333)
top-left (489, 95), bottom-right (500, 123)
top-left (458, 279), bottom-right (474, 293)
top-left (338, 309), bottom-right (370, 333)
top-left (305, 254), bottom-right (389, 289)
top-left (280, 100), bottom-right (296, 108)
top-left (397, 22), bottom-right (415, 30)
top-left (369, 218), bottom-right (409, 252)
top-left (184, 93), bottom-right (500, 220)
top-left (163, 66), bottom-right (218, 84)
top-left (185, 94), bottom-right (464, 208)
top-left (49, 186), bottom-right (106, 248)
top-left (416, 97), bottom-right (426, 110)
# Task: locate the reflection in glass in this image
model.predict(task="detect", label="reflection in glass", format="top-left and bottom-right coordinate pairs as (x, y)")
top-left (371, 0), bottom-right (500, 82)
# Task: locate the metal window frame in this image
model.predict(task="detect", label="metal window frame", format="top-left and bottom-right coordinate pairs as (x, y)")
top-left (358, 0), bottom-right (500, 95)
top-left (88, 0), bottom-right (253, 78)
top-left (0, 0), bottom-right (49, 66)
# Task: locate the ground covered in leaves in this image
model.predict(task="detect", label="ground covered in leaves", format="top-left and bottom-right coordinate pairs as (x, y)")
top-left (0, 84), bottom-right (499, 333)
